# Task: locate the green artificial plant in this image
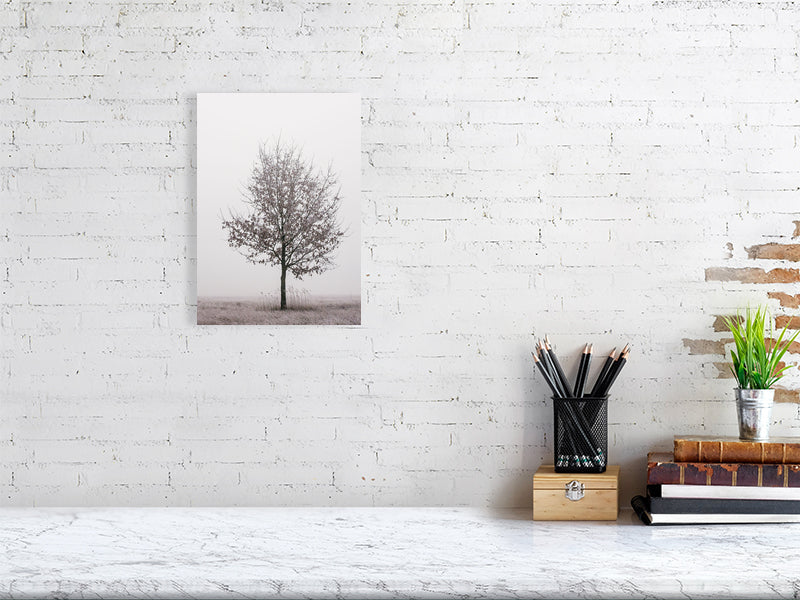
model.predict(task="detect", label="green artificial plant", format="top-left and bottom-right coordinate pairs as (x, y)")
top-left (724, 306), bottom-right (800, 390)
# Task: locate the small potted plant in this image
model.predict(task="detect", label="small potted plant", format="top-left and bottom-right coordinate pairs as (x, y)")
top-left (724, 306), bottom-right (799, 441)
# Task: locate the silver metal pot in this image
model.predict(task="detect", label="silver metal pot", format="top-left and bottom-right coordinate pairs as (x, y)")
top-left (735, 388), bottom-right (775, 441)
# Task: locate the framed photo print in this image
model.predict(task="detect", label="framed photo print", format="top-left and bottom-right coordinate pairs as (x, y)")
top-left (197, 93), bottom-right (361, 325)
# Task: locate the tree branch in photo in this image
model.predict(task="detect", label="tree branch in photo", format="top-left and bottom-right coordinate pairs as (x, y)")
top-left (221, 140), bottom-right (346, 310)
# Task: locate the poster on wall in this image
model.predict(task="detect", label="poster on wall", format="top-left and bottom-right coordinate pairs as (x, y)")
top-left (197, 93), bottom-right (361, 325)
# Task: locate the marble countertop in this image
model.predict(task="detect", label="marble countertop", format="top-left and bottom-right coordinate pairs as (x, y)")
top-left (0, 507), bottom-right (798, 599)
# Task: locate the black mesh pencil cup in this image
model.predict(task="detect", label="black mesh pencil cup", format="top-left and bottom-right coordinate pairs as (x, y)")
top-left (553, 396), bottom-right (608, 473)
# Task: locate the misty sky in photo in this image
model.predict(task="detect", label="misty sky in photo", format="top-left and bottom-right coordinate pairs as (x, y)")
top-left (197, 93), bottom-right (361, 299)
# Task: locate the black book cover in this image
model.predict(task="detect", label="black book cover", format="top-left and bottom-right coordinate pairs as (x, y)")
top-left (630, 495), bottom-right (652, 525)
top-left (646, 493), bottom-right (800, 514)
top-left (631, 494), bottom-right (800, 525)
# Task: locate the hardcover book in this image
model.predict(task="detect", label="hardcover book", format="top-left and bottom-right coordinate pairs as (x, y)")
top-left (649, 484), bottom-right (800, 501)
top-left (674, 435), bottom-right (800, 464)
top-left (647, 452), bottom-right (800, 487)
top-left (645, 491), bottom-right (800, 514)
top-left (631, 495), bottom-right (800, 525)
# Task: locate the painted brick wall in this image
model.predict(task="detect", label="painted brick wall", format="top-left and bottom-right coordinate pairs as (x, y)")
top-left (1, 0), bottom-right (799, 507)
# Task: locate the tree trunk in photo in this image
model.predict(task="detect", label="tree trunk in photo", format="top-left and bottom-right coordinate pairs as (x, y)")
top-left (280, 267), bottom-right (287, 310)
top-left (280, 242), bottom-right (287, 310)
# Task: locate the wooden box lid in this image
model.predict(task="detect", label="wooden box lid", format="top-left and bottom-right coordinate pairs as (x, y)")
top-left (534, 465), bottom-right (619, 490)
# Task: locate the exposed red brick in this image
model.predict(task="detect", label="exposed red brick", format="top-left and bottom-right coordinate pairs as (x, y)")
top-left (775, 388), bottom-right (800, 404)
top-left (713, 315), bottom-right (741, 332)
top-left (714, 362), bottom-right (735, 379)
top-left (682, 338), bottom-right (728, 355)
top-left (716, 364), bottom-right (798, 381)
top-left (768, 292), bottom-right (800, 309)
top-left (746, 243), bottom-right (800, 262)
top-left (705, 267), bottom-right (800, 284)
top-left (766, 339), bottom-right (800, 354)
top-left (775, 315), bottom-right (800, 330)
top-left (794, 221), bottom-right (800, 239)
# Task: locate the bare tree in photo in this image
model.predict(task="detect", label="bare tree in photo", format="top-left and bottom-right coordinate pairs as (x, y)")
top-left (222, 140), bottom-right (346, 310)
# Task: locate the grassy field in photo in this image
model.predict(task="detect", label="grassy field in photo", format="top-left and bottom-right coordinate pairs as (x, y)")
top-left (197, 294), bottom-right (361, 326)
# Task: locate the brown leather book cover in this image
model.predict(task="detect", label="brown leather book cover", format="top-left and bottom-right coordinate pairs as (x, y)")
top-left (674, 435), bottom-right (800, 464)
top-left (647, 452), bottom-right (800, 487)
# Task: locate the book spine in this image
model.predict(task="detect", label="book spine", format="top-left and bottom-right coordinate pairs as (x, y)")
top-left (648, 483), bottom-right (800, 500)
top-left (630, 495), bottom-right (652, 525)
top-left (647, 461), bottom-right (800, 487)
top-left (674, 439), bottom-right (800, 464)
top-left (647, 495), bottom-right (800, 514)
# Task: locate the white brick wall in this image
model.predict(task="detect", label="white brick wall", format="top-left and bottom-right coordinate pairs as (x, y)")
top-left (1, 0), bottom-right (800, 507)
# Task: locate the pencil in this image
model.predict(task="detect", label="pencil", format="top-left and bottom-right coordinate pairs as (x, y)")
top-left (544, 335), bottom-right (572, 398)
top-left (598, 346), bottom-right (629, 397)
top-left (532, 351), bottom-right (561, 398)
top-left (589, 347), bottom-right (616, 398)
top-left (572, 343), bottom-right (586, 397)
top-left (539, 341), bottom-right (568, 398)
top-left (536, 341), bottom-right (551, 376)
top-left (598, 344), bottom-right (629, 395)
top-left (573, 343), bottom-right (591, 398)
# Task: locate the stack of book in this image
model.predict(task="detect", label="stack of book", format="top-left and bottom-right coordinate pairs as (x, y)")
top-left (632, 435), bottom-right (800, 525)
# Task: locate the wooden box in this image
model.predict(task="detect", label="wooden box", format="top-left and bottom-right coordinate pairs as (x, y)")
top-left (533, 465), bottom-right (619, 521)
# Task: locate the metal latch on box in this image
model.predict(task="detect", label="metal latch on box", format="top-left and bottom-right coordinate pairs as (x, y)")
top-left (565, 480), bottom-right (584, 501)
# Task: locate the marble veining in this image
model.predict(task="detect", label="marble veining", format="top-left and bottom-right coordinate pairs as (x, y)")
top-left (1, 507), bottom-right (799, 599)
